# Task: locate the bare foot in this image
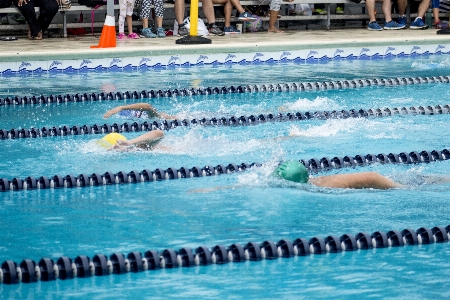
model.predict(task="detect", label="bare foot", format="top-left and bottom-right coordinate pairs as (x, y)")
top-left (29, 30), bottom-right (42, 40)
top-left (268, 28), bottom-right (284, 33)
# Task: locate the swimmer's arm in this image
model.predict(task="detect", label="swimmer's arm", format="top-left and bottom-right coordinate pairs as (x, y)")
top-left (309, 172), bottom-right (405, 190)
top-left (111, 130), bottom-right (164, 150)
top-left (103, 103), bottom-right (175, 119)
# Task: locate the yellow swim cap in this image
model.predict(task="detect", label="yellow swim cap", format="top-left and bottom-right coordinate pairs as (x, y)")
top-left (96, 133), bottom-right (127, 149)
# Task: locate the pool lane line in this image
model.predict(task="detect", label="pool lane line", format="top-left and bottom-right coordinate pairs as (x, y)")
top-left (0, 225), bottom-right (448, 284)
top-left (1, 103), bottom-right (450, 140)
top-left (0, 76), bottom-right (449, 108)
top-left (1, 148), bottom-right (449, 192)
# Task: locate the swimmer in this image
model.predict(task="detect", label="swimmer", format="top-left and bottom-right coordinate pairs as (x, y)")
top-left (103, 103), bottom-right (175, 120)
top-left (97, 131), bottom-right (165, 151)
top-left (191, 160), bottom-right (405, 193)
top-left (273, 160), bottom-right (404, 189)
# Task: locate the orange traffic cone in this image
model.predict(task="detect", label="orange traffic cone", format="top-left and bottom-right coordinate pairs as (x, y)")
top-left (91, 15), bottom-right (116, 49)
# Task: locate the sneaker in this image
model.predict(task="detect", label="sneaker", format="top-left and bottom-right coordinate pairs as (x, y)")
top-left (384, 20), bottom-right (405, 30)
top-left (178, 25), bottom-right (189, 36)
top-left (367, 21), bottom-right (382, 31)
top-left (224, 25), bottom-right (241, 34)
top-left (156, 27), bottom-right (166, 37)
top-left (238, 11), bottom-right (257, 20)
top-left (141, 27), bottom-right (156, 38)
top-left (0, 16), bottom-right (8, 25)
top-left (335, 6), bottom-right (344, 14)
top-left (397, 15), bottom-right (407, 27)
top-left (117, 33), bottom-right (127, 39)
top-left (209, 24), bottom-right (225, 36)
top-left (314, 8), bottom-right (327, 15)
top-left (128, 32), bottom-right (140, 39)
top-left (410, 17), bottom-right (428, 29)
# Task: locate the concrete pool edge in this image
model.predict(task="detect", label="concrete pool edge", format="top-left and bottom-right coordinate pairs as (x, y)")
top-left (0, 29), bottom-right (450, 73)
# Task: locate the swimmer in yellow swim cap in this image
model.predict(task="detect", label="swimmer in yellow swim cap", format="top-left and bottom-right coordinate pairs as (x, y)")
top-left (103, 103), bottom-right (175, 120)
top-left (98, 130), bottom-right (165, 151)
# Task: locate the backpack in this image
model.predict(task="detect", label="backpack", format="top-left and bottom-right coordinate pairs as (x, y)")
top-left (78, 0), bottom-right (106, 8)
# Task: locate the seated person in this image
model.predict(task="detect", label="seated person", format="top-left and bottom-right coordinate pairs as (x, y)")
top-left (397, 0), bottom-right (430, 29)
top-left (211, 0), bottom-right (257, 33)
top-left (13, 0), bottom-right (58, 39)
top-left (175, 0), bottom-right (224, 36)
top-left (103, 103), bottom-right (175, 120)
top-left (366, 0), bottom-right (405, 30)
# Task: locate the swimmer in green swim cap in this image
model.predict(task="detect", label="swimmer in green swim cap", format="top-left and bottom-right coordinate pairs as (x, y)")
top-left (192, 160), bottom-right (406, 193)
top-left (272, 160), bottom-right (404, 189)
top-left (272, 160), bottom-right (309, 183)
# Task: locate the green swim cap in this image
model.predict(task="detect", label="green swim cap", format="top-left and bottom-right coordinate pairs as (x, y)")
top-left (273, 160), bottom-right (309, 183)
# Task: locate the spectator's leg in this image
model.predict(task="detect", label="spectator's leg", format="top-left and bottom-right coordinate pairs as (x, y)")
top-left (268, 9), bottom-right (282, 32)
top-left (366, 0), bottom-right (377, 22)
top-left (153, 0), bottom-right (164, 27)
top-left (229, 0), bottom-right (246, 14)
top-left (13, 0), bottom-right (42, 37)
top-left (223, 0), bottom-right (232, 27)
top-left (397, 0), bottom-right (407, 15)
top-left (431, 0), bottom-right (440, 24)
top-left (212, 0), bottom-right (231, 26)
top-left (381, 0), bottom-right (393, 22)
top-left (119, 0), bottom-right (126, 33)
top-left (175, 0), bottom-right (185, 24)
top-left (36, 0), bottom-right (58, 33)
top-left (200, 0), bottom-right (216, 24)
top-left (417, 0), bottom-right (430, 18)
top-left (139, 0), bottom-right (150, 28)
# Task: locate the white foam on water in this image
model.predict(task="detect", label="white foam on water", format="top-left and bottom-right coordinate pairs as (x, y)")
top-left (279, 96), bottom-right (341, 112)
top-left (411, 58), bottom-right (450, 70)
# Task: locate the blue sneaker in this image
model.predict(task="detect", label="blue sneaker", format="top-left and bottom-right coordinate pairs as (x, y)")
top-left (224, 25), bottom-right (241, 34)
top-left (156, 27), bottom-right (166, 37)
top-left (384, 20), bottom-right (405, 30)
top-left (141, 27), bottom-right (156, 38)
top-left (410, 17), bottom-right (428, 29)
top-left (238, 11), bottom-right (257, 21)
top-left (398, 15), bottom-right (407, 27)
top-left (367, 21), bottom-right (383, 31)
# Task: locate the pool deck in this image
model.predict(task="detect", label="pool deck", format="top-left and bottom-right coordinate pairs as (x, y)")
top-left (0, 27), bottom-right (449, 62)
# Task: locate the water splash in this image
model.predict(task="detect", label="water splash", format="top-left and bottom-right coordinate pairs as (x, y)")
top-left (279, 96), bottom-right (341, 112)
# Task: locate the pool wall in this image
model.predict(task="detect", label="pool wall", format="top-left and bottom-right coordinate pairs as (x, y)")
top-left (1, 43), bottom-right (449, 75)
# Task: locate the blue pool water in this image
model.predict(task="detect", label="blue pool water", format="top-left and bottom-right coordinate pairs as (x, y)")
top-left (1, 55), bottom-right (450, 298)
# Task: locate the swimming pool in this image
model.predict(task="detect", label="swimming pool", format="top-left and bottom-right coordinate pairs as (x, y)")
top-left (1, 54), bottom-right (450, 298)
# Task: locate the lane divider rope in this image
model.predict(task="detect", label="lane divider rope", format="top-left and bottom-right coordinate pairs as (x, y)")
top-left (0, 76), bottom-right (448, 108)
top-left (1, 225), bottom-right (448, 284)
top-left (1, 148), bottom-right (448, 192)
top-left (2, 103), bottom-right (450, 140)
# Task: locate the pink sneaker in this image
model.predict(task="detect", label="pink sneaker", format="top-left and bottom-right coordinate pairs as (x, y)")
top-left (128, 32), bottom-right (140, 39)
top-left (117, 33), bottom-right (126, 39)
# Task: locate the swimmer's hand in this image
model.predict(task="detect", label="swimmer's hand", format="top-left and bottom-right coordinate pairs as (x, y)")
top-left (104, 106), bottom-right (123, 119)
top-left (109, 139), bottom-right (132, 151)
